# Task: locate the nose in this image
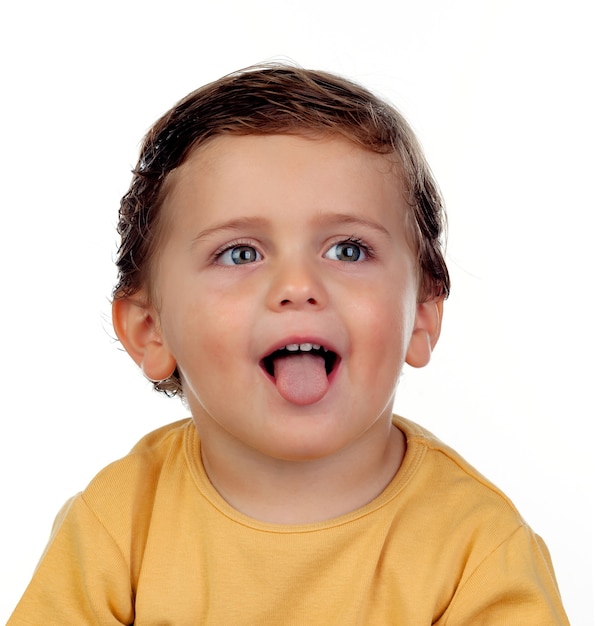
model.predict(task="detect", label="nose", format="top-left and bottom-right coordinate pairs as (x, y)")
top-left (266, 256), bottom-right (328, 312)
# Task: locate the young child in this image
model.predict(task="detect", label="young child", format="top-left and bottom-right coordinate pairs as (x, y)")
top-left (9, 65), bottom-right (569, 624)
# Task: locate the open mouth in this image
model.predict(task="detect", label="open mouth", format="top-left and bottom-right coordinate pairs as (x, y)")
top-left (261, 343), bottom-right (339, 378)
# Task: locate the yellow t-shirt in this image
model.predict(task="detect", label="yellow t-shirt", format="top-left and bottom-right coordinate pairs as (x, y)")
top-left (9, 416), bottom-right (569, 625)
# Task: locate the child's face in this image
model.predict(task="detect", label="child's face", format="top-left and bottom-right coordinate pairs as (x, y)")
top-left (135, 134), bottom-right (440, 461)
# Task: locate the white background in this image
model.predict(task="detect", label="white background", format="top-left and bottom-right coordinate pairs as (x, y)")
top-left (1, 0), bottom-right (593, 623)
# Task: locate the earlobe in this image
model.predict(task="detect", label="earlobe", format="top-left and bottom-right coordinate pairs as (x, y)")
top-left (405, 297), bottom-right (444, 368)
top-left (112, 295), bottom-right (177, 382)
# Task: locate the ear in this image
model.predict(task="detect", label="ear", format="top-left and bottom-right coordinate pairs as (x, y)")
top-left (112, 294), bottom-right (177, 382)
top-left (405, 297), bottom-right (444, 368)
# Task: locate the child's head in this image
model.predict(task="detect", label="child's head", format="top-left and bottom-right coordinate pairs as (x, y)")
top-left (113, 64), bottom-right (450, 397)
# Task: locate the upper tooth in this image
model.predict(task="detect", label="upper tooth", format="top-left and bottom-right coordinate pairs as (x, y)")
top-left (284, 343), bottom-right (318, 352)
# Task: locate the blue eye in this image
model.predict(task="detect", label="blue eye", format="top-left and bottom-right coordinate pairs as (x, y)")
top-left (325, 240), bottom-right (368, 262)
top-left (218, 245), bottom-right (261, 265)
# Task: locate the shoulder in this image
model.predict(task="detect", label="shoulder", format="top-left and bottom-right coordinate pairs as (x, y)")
top-left (395, 414), bottom-right (519, 511)
top-left (81, 418), bottom-right (195, 523)
top-left (128, 417), bottom-right (194, 454)
top-left (392, 414), bottom-right (528, 546)
top-left (64, 419), bottom-right (197, 568)
top-left (390, 416), bottom-right (570, 622)
top-left (93, 417), bottom-right (192, 476)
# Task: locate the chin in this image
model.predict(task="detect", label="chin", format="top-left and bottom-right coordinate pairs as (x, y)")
top-left (259, 420), bottom-right (357, 463)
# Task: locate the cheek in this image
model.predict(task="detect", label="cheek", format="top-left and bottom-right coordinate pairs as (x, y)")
top-left (163, 292), bottom-right (255, 374)
top-left (350, 284), bottom-right (416, 365)
top-left (354, 279), bottom-right (414, 330)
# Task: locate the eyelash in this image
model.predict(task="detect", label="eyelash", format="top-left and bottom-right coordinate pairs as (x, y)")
top-left (211, 236), bottom-right (375, 264)
top-left (334, 236), bottom-right (375, 260)
top-left (211, 239), bottom-right (261, 264)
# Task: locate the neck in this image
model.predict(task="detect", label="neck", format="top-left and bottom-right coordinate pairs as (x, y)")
top-left (198, 418), bottom-right (406, 525)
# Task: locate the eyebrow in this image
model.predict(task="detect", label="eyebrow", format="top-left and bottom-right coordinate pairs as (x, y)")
top-left (191, 212), bottom-right (392, 244)
top-left (313, 213), bottom-right (392, 239)
top-left (192, 217), bottom-right (270, 244)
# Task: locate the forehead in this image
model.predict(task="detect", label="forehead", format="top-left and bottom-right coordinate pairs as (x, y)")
top-left (163, 133), bottom-right (406, 221)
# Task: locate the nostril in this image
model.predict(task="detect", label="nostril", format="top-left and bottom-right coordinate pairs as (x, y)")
top-left (279, 297), bottom-right (318, 307)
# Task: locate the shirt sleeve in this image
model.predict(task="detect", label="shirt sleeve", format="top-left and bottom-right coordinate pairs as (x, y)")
top-left (7, 494), bottom-right (134, 625)
top-left (443, 524), bottom-right (569, 625)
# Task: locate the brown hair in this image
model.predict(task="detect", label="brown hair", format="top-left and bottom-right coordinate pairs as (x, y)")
top-left (113, 64), bottom-right (450, 396)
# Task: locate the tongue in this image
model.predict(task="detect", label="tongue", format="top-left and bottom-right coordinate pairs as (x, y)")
top-left (273, 352), bottom-right (329, 405)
